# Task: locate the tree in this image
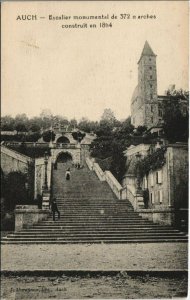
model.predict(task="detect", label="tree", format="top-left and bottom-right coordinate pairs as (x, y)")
top-left (40, 109), bottom-right (53, 130)
top-left (3, 171), bottom-right (27, 211)
top-left (42, 130), bottom-right (56, 142)
top-left (72, 131), bottom-right (86, 142)
top-left (1, 115), bottom-right (15, 131)
top-left (162, 89), bottom-right (189, 142)
top-left (90, 117), bottom-right (134, 182)
top-left (70, 118), bottom-right (78, 129)
top-left (29, 123), bottom-right (41, 132)
top-left (101, 108), bottom-right (116, 124)
top-left (15, 122), bottom-right (27, 132)
top-left (78, 118), bottom-right (92, 133)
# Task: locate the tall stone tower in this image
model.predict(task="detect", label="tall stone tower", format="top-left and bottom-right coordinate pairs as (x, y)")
top-left (131, 41), bottom-right (159, 129)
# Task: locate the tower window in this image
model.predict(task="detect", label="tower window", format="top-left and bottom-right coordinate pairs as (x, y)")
top-left (149, 58), bottom-right (152, 61)
top-left (150, 84), bottom-right (152, 88)
top-left (151, 105), bottom-right (153, 112)
top-left (149, 67), bottom-right (152, 70)
top-left (150, 75), bottom-right (152, 79)
top-left (150, 94), bottom-right (153, 99)
top-left (151, 117), bottom-right (153, 123)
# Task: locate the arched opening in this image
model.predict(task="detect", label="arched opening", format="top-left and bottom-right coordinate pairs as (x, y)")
top-left (56, 136), bottom-right (70, 144)
top-left (54, 152), bottom-right (73, 171)
top-left (56, 152), bottom-right (72, 163)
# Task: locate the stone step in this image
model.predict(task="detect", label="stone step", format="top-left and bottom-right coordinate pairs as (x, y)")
top-left (15, 228), bottom-right (182, 233)
top-left (32, 224), bottom-right (167, 229)
top-left (43, 217), bottom-right (150, 221)
top-left (48, 214), bottom-right (142, 218)
top-left (2, 236), bottom-right (188, 242)
top-left (2, 238), bottom-right (188, 244)
top-left (36, 220), bottom-right (153, 225)
top-left (8, 232), bottom-right (186, 238)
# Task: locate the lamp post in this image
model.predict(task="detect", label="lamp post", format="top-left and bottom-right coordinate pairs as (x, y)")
top-left (43, 151), bottom-right (49, 191)
top-left (136, 152), bottom-right (142, 193)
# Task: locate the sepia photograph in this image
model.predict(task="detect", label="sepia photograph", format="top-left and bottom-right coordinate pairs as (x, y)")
top-left (1, 1), bottom-right (189, 299)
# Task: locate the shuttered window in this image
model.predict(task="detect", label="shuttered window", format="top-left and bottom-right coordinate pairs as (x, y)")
top-left (150, 173), bottom-right (154, 187)
top-left (156, 170), bottom-right (162, 184)
top-left (151, 192), bottom-right (154, 204)
top-left (159, 190), bottom-right (163, 203)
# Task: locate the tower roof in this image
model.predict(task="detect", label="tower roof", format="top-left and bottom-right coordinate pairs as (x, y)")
top-left (138, 41), bottom-right (156, 63)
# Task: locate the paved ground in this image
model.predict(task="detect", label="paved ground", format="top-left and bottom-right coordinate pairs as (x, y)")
top-left (1, 273), bottom-right (188, 299)
top-left (1, 242), bottom-right (188, 271)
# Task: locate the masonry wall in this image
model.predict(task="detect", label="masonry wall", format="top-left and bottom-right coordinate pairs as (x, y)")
top-left (1, 148), bottom-right (30, 175)
top-left (1, 145), bottom-right (35, 201)
top-left (168, 146), bottom-right (188, 209)
top-left (145, 164), bottom-right (168, 209)
top-left (144, 145), bottom-right (188, 210)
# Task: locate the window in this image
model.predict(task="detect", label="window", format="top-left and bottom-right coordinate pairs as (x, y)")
top-left (144, 176), bottom-right (148, 189)
top-left (150, 84), bottom-right (152, 88)
top-left (149, 66), bottom-right (152, 70)
top-left (149, 58), bottom-right (151, 61)
top-left (158, 190), bottom-right (163, 203)
top-left (150, 75), bottom-right (152, 79)
top-left (150, 94), bottom-right (153, 100)
top-left (151, 192), bottom-right (154, 204)
top-left (150, 173), bottom-right (154, 187)
top-left (151, 105), bottom-right (153, 112)
top-left (151, 117), bottom-right (153, 123)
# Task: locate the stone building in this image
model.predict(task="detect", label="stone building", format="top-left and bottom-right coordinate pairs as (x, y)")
top-left (131, 41), bottom-right (158, 128)
top-left (123, 142), bottom-right (188, 227)
top-left (131, 41), bottom-right (188, 129)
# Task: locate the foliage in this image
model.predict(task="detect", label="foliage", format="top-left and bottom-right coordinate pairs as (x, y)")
top-left (163, 89), bottom-right (189, 142)
top-left (78, 118), bottom-right (98, 133)
top-left (136, 147), bottom-right (167, 178)
top-left (13, 143), bottom-right (51, 158)
top-left (42, 130), bottom-right (56, 142)
top-left (90, 117), bottom-right (134, 182)
top-left (72, 131), bottom-right (86, 142)
top-left (133, 126), bottom-right (147, 136)
top-left (2, 171), bottom-right (27, 211)
top-left (101, 108), bottom-right (116, 123)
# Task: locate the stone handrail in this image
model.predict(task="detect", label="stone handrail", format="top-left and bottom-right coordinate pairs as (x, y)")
top-left (85, 157), bottom-right (127, 200)
top-left (86, 157), bottom-right (94, 170)
top-left (1, 144), bottom-right (33, 164)
top-left (3, 142), bottom-right (49, 146)
top-left (104, 171), bottom-right (123, 199)
top-left (126, 185), bottom-right (137, 209)
top-left (93, 163), bottom-right (105, 181)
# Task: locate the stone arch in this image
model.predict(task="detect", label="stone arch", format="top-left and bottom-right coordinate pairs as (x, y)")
top-left (56, 136), bottom-right (70, 144)
top-left (56, 151), bottom-right (72, 163)
top-left (54, 133), bottom-right (76, 144)
top-left (54, 150), bottom-right (74, 164)
top-left (51, 148), bottom-right (81, 165)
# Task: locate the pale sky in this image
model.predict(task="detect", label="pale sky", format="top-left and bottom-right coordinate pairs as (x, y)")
top-left (2, 1), bottom-right (189, 121)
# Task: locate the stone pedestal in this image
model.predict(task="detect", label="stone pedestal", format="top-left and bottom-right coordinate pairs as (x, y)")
top-left (15, 205), bottom-right (50, 231)
top-left (136, 192), bottom-right (144, 209)
top-left (42, 190), bottom-right (51, 210)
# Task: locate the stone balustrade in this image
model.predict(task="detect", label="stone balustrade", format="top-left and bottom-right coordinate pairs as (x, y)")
top-left (104, 171), bottom-right (122, 199)
top-left (85, 157), bottom-right (127, 200)
top-left (86, 157), bottom-right (94, 170)
top-left (93, 163), bottom-right (105, 181)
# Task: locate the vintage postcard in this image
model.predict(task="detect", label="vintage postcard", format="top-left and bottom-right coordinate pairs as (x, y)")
top-left (1, 1), bottom-right (189, 299)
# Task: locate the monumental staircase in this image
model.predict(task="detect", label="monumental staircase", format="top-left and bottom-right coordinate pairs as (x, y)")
top-left (2, 162), bottom-right (188, 244)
